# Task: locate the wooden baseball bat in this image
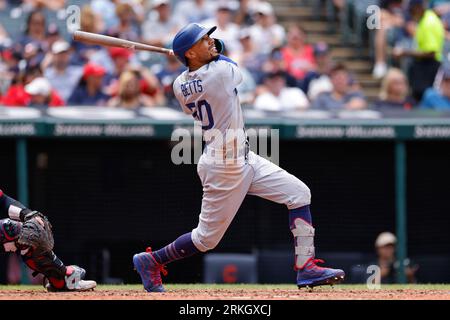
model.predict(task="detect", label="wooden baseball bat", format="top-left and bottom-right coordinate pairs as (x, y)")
top-left (73, 30), bottom-right (174, 56)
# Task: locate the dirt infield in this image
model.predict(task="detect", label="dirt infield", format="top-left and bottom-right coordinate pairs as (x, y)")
top-left (0, 285), bottom-right (449, 300)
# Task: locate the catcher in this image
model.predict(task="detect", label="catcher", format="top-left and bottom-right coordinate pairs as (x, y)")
top-left (0, 189), bottom-right (96, 291)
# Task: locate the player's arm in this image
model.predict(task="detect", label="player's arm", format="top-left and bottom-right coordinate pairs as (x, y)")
top-left (0, 189), bottom-right (32, 221)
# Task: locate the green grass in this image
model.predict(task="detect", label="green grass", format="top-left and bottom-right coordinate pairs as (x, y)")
top-left (0, 284), bottom-right (449, 291)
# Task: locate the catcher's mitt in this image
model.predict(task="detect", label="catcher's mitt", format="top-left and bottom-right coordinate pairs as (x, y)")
top-left (17, 211), bottom-right (54, 254)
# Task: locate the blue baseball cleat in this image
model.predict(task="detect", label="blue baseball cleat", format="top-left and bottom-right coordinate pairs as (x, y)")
top-left (133, 247), bottom-right (168, 293)
top-left (297, 258), bottom-right (345, 289)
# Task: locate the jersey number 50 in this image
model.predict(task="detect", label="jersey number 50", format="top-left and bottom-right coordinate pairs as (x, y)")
top-left (186, 100), bottom-right (214, 130)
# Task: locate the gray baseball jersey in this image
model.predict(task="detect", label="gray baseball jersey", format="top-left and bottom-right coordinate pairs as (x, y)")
top-left (173, 55), bottom-right (314, 267)
top-left (173, 55), bottom-right (246, 155)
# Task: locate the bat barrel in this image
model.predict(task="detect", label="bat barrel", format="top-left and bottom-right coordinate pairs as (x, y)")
top-left (73, 31), bottom-right (174, 56)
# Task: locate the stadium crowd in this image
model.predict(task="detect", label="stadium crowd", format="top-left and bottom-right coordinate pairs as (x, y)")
top-left (0, 0), bottom-right (450, 112)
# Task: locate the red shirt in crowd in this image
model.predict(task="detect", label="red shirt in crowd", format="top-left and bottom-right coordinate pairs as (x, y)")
top-left (281, 45), bottom-right (316, 81)
top-left (1, 85), bottom-right (65, 107)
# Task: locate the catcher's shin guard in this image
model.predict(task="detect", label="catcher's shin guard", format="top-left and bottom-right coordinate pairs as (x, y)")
top-left (21, 250), bottom-right (67, 289)
top-left (45, 265), bottom-right (97, 292)
top-left (21, 250), bottom-right (97, 291)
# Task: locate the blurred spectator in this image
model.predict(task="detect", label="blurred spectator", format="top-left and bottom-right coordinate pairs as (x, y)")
top-left (300, 42), bottom-right (334, 101)
top-left (281, 23), bottom-right (316, 81)
top-left (1, 64), bottom-right (42, 106)
top-left (19, 9), bottom-right (47, 50)
top-left (174, 0), bottom-right (216, 25)
top-left (68, 63), bottom-right (110, 106)
top-left (373, 232), bottom-right (418, 284)
top-left (109, 46), bottom-right (133, 75)
top-left (89, 44), bottom-right (141, 77)
top-left (437, 2), bottom-right (450, 68)
top-left (71, 5), bottom-right (104, 65)
top-left (91, 0), bottom-right (119, 32)
top-left (108, 70), bottom-right (156, 109)
top-left (430, 0), bottom-right (450, 16)
top-left (20, 0), bottom-right (66, 12)
top-left (0, 22), bottom-right (10, 47)
top-left (142, 0), bottom-right (180, 48)
top-left (373, 68), bottom-right (415, 111)
top-left (331, 0), bottom-right (345, 12)
top-left (139, 68), bottom-right (166, 106)
top-left (100, 47), bottom-right (135, 92)
top-left (393, 0), bottom-right (445, 101)
top-left (24, 76), bottom-right (64, 107)
top-left (249, 1), bottom-right (285, 55)
top-left (0, 46), bottom-right (22, 73)
top-left (254, 71), bottom-right (309, 111)
top-left (232, 28), bottom-right (267, 83)
top-left (420, 66), bottom-right (450, 109)
top-left (128, 0), bottom-right (147, 24)
top-left (107, 2), bottom-right (140, 42)
top-left (153, 55), bottom-right (185, 109)
top-left (43, 40), bottom-right (83, 102)
top-left (312, 63), bottom-right (367, 111)
top-left (202, 1), bottom-right (241, 55)
top-left (372, 0), bottom-right (407, 79)
top-left (0, 0), bottom-right (7, 10)
top-left (46, 23), bottom-right (62, 51)
top-left (234, 0), bottom-right (256, 26)
top-left (260, 48), bottom-right (300, 87)
top-left (0, 45), bottom-right (13, 96)
top-left (23, 42), bottom-right (45, 69)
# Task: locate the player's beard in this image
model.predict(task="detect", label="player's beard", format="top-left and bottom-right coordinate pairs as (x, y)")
top-left (207, 46), bottom-right (219, 62)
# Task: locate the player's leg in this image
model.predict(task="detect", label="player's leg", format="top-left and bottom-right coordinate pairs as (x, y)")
top-left (133, 157), bottom-right (254, 292)
top-left (247, 153), bottom-right (345, 287)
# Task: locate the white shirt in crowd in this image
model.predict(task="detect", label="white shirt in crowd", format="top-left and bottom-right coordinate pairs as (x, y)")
top-left (142, 12), bottom-right (181, 46)
top-left (174, 0), bottom-right (216, 24)
top-left (307, 75), bottom-right (333, 101)
top-left (249, 23), bottom-right (286, 55)
top-left (44, 65), bottom-right (83, 102)
top-left (254, 88), bottom-right (310, 111)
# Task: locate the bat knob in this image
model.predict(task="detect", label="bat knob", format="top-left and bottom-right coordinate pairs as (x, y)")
top-left (168, 50), bottom-right (175, 56)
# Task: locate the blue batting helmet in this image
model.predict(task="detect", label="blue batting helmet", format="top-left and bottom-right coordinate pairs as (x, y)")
top-left (172, 23), bottom-right (217, 66)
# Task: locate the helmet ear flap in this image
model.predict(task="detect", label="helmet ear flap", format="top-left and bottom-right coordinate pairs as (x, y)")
top-left (213, 38), bottom-right (225, 54)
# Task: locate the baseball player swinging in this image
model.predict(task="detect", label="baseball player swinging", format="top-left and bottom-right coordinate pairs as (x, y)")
top-left (133, 23), bottom-right (345, 292)
top-left (0, 189), bottom-right (96, 291)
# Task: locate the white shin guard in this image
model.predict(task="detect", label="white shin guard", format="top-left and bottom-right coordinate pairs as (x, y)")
top-left (291, 218), bottom-right (315, 269)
